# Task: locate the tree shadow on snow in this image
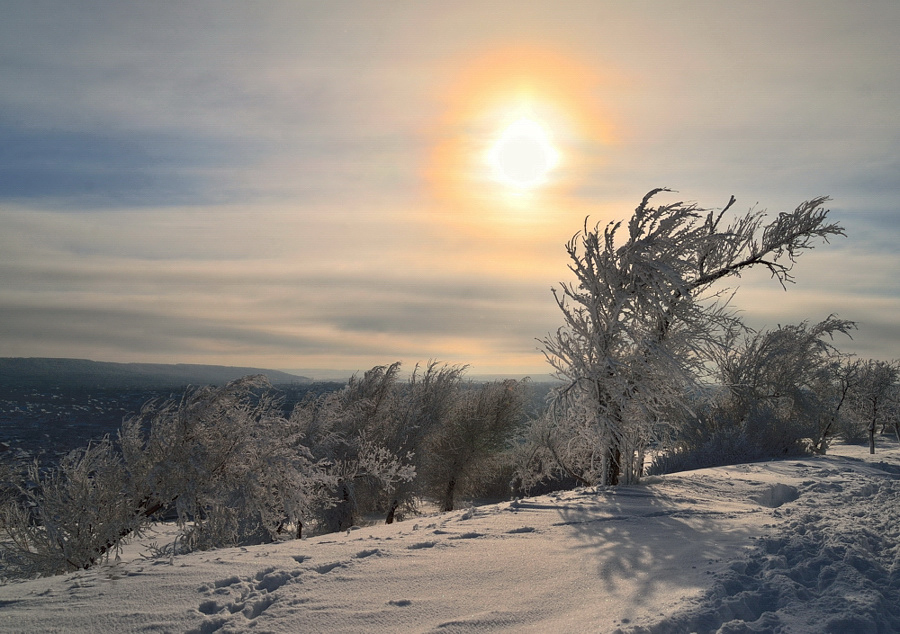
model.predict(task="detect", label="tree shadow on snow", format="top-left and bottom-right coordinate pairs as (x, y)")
top-left (551, 484), bottom-right (758, 606)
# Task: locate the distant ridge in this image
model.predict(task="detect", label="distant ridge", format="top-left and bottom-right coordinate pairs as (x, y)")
top-left (0, 358), bottom-right (311, 389)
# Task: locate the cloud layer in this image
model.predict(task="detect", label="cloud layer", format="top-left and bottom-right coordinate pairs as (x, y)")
top-left (2, 1), bottom-right (898, 375)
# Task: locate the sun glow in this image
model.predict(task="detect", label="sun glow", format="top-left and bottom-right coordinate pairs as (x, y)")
top-left (425, 45), bottom-right (617, 231)
top-left (487, 116), bottom-right (560, 190)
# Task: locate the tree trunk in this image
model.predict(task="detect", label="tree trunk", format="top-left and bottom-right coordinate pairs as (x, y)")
top-left (814, 419), bottom-right (833, 455)
top-left (440, 479), bottom-right (456, 512)
top-left (869, 401), bottom-right (878, 455)
top-left (338, 484), bottom-right (355, 530)
top-left (324, 482), bottom-right (355, 533)
top-left (631, 445), bottom-right (645, 484)
top-left (385, 499), bottom-right (399, 524)
top-left (90, 495), bottom-right (173, 566)
top-left (605, 446), bottom-right (620, 486)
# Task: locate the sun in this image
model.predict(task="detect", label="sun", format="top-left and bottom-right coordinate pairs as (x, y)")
top-left (487, 117), bottom-right (560, 190)
top-left (424, 45), bottom-right (618, 229)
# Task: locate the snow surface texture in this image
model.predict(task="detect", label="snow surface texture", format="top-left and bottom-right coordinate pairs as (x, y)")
top-left (1, 441), bottom-right (898, 633)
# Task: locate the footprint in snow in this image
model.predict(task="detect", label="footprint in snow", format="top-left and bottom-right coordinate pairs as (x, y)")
top-left (187, 616), bottom-right (228, 634)
top-left (242, 596), bottom-right (275, 619)
top-left (212, 575), bottom-right (242, 589)
top-left (254, 568), bottom-right (299, 592)
top-left (198, 600), bottom-right (220, 615)
top-left (354, 548), bottom-right (381, 559)
top-left (450, 531), bottom-right (483, 539)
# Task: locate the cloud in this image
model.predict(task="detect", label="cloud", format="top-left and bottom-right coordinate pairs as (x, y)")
top-left (0, 203), bottom-right (561, 373)
top-left (1, 2), bottom-right (899, 374)
top-left (0, 124), bottom-right (255, 208)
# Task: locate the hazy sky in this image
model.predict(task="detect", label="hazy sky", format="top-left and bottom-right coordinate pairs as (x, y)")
top-left (2, 1), bottom-right (898, 377)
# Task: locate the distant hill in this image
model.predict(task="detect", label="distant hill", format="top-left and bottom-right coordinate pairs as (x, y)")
top-left (0, 358), bottom-right (310, 390)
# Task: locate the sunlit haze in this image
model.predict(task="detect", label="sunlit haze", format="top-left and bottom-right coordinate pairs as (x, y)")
top-left (1, 2), bottom-right (898, 377)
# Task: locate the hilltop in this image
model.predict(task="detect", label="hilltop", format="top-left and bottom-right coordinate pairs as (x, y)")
top-left (0, 358), bottom-right (310, 390)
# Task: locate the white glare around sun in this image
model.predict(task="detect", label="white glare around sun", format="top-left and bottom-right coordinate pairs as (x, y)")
top-left (488, 117), bottom-right (560, 190)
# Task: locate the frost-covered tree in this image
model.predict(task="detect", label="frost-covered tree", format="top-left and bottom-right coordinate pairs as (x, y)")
top-left (292, 361), bottom-right (526, 525)
top-left (541, 189), bottom-right (844, 485)
top-left (290, 363), bottom-right (416, 532)
top-left (0, 373), bottom-right (414, 577)
top-left (423, 379), bottom-right (525, 511)
top-left (0, 438), bottom-right (143, 578)
top-left (850, 359), bottom-right (900, 453)
top-left (713, 316), bottom-right (856, 454)
top-left (379, 361), bottom-right (468, 520)
top-left (815, 356), bottom-right (861, 452)
top-left (120, 375), bottom-right (333, 550)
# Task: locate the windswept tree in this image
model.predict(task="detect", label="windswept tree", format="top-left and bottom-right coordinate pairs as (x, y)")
top-left (290, 363), bottom-right (417, 532)
top-left (714, 316), bottom-right (856, 454)
top-left (120, 375), bottom-right (334, 550)
top-left (0, 438), bottom-right (142, 578)
top-left (423, 379), bottom-right (525, 511)
top-left (818, 357), bottom-right (862, 450)
top-left (540, 189), bottom-right (844, 485)
top-left (1, 377), bottom-right (338, 578)
top-left (381, 361), bottom-right (469, 519)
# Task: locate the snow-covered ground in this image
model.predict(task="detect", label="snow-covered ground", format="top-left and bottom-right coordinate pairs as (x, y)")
top-left (1, 439), bottom-right (898, 633)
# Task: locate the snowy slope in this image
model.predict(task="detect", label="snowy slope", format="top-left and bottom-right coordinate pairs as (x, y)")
top-left (1, 441), bottom-right (897, 633)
